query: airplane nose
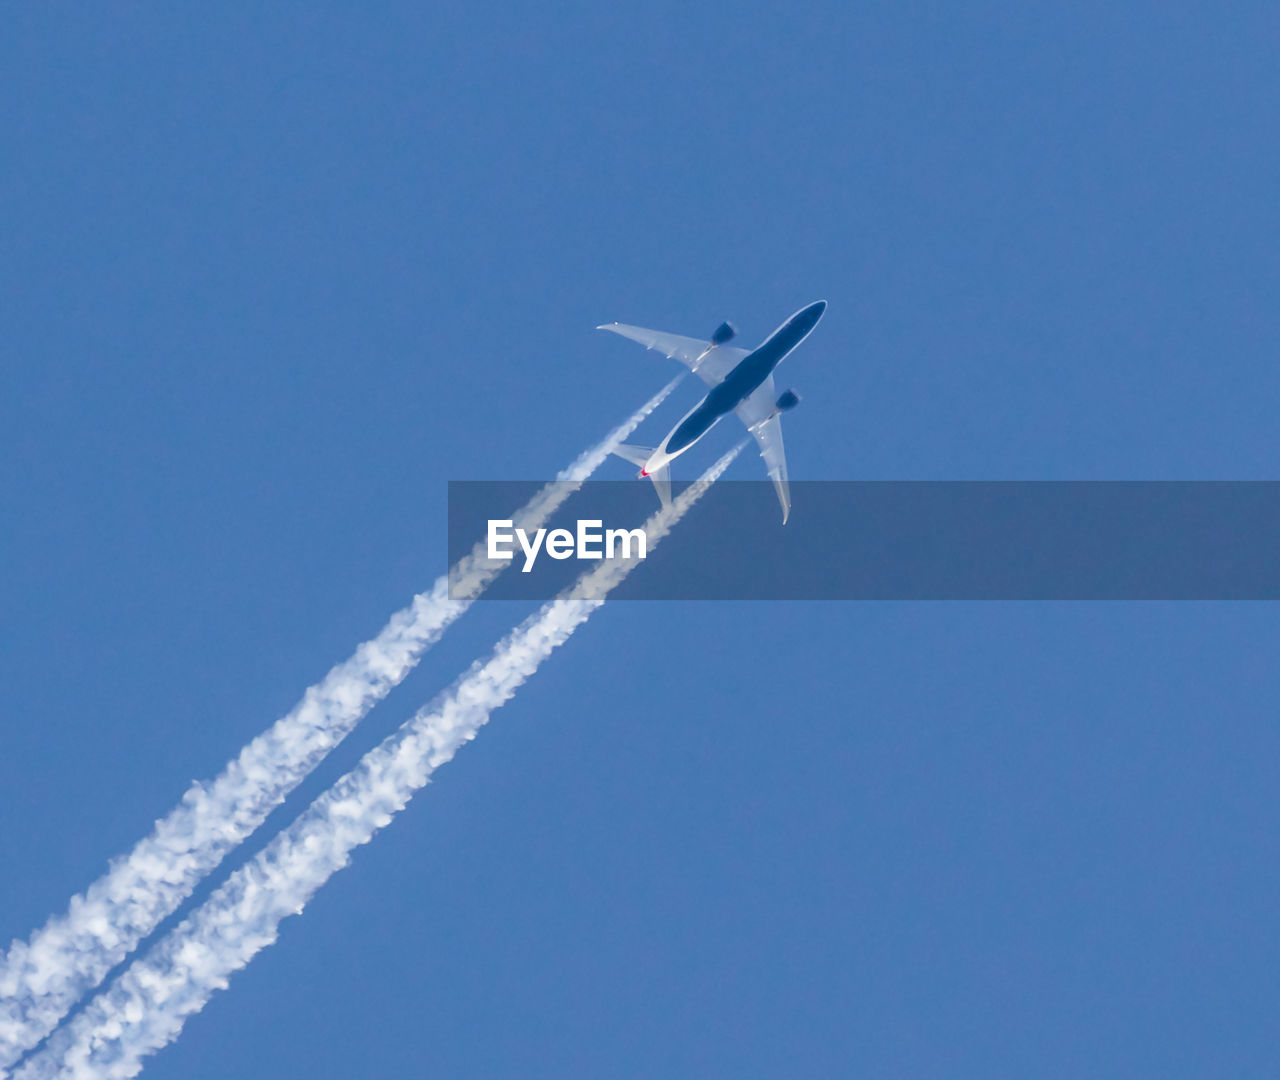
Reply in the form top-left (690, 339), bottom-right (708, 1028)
top-left (795, 300), bottom-right (826, 333)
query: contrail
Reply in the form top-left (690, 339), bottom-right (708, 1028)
top-left (15, 442), bottom-right (742, 1080)
top-left (0, 376), bottom-right (682, 1071)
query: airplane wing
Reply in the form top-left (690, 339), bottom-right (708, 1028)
top-left (734, 376), bottom-right (791, 523)
top-left (597, 322), bottom-right (747, 386)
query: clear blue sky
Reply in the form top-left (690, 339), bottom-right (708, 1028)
top-left (2, 4), bottom-right (1278, 1076)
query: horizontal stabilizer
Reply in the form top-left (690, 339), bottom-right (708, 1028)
top-left (648, 463), bottom-right (672, 509)
top-left (612, 444), bottom-right (671, 508)
top-left (611, 443), bottom-right (655, 470)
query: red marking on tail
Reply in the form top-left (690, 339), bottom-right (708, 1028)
top-left (640, 469), bottom-right (648, 477)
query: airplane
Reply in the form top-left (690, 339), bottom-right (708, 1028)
top-left (598, 300), bottom-right (826, 523)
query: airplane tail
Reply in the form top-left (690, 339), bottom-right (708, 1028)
top-left (611, 444), bottom-right (671, 509)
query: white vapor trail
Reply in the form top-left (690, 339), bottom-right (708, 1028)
top-left (0, 376), bottom-right (681, 1072)
top-left (15, 442), bottom-right (742, 1080)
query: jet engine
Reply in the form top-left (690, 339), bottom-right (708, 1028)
top-left (711, 321), bottom-right (737, 344)
top-left (775, 389), bottom-right (801, 411)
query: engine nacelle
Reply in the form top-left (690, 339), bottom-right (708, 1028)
top-left (711, 321), bottom-right (737, 345)
top-left (775, 389), bottom-right (801, 411)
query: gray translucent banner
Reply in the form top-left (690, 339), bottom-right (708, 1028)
top-left (448, 482), bottom-right (1280, 601)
